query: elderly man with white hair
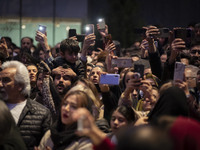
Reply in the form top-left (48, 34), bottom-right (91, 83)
top-left (0, 60), bottom-right (52, 150)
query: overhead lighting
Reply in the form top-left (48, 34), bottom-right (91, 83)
top-left (66, 26), bottom-right (70, 31)
top-left (22, 25), bottom-right (26, 29)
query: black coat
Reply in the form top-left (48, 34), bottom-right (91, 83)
top-left (17, 99), bottom-right (52, 150)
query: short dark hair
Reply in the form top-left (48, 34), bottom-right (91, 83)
top-left (60, 39), bottom-right (80, 54)
top-left (21, 37), bottom-right (33, 44)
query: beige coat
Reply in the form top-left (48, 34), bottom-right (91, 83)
top-left (38, 130), bottom-right (93, 150)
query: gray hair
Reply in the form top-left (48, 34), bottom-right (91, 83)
top-left (1, 61), bottom-right (31, 97)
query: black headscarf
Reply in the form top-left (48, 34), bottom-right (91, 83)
top-left (50, 121), bottom-right (80, 150)
top-left (148, 86), bottom-right (189, 123)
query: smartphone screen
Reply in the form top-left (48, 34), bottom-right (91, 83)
top-left (134, 64), bottom-right (144, 78)
top-left (111, 57), bottom-right (133, 68)
top-left (38, 25), bottom-right (46, 34)
top-left (98, 18), bottom-right (105, 29)
top-left (100, 74), bottom-right (120, 85)
top-left (174, 28), bottom-right (194, 48)
top-left (85, 24), bottom-right (94, 35)
top-left (173, 62), bottom-right (185, 81)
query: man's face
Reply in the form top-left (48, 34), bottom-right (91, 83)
top-left (190, 45), bottom-right (200, 57)
top-left (21, 38), bottom-right (32, 51)
top-left (185, 68), bottom-right (197, 88)
top-left (62, 51), bottom-right (78, 64)
top-left (54, 73), bottom-right (72, 95)
top-left (0, 68), bottom-right (20, 102)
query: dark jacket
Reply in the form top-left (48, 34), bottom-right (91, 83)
top-left (0, 126), bottom-right (27, 150)
top-left (52, 56), bottom-right (86, 78)
top-left (17, 99), bottom-right (52, 150)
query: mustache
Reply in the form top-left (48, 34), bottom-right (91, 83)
top-left (57, 83), bottom-right (64, 88)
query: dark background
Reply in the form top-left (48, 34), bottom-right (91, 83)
top-left (0, 0), bottom-right (200, 47)
top-left (88, 0), bottom-right (200, 47)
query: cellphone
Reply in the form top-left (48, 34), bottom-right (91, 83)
top-left (173, 62), bottom-right (185, 81)
top-left (134, 64), bottom-right (144, 78)
top-left (158, 28), bottom-right (170, 38)
top-left (133, 72), bottom-right (141, 79)
top-left (77, 115), bottom-right (85, 131)
top-left (69, 29), bottom-right (77, 37)
top-left (134, 28), bottom-right (147, 35)
top-left (174, 28), bottom-right (194, 41)
top-left (111, 57), bottom-right (133, 68)
top-left (98, 18), bottom-right (105, 29)
top-left (76, 34), bottom-right (85, 42)
top-left (38, 25), bottom-right (46, 34)
top-left (100, 74), bottom-right (120, 85)
top-left (85, 24), bottom-right (94, 35)
top-left (174, 28), bottom-right (194, 48)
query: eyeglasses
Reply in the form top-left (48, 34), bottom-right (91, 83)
top-left (191, 49), bottom-right (200, 54)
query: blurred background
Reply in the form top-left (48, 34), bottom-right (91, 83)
top-left (0, 0), bottom-right (200, 48)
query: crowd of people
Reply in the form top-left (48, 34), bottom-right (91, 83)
top-left (0, 22), bottom-right (200, 150)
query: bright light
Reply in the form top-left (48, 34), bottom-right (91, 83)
top-left (66, 26), bottom-right (70, 31)
top-left (85, 26), bottom-right (90, 31)
top-left (22, 25), bottom-right (26, 29)
top-left (39, 26), bottom-right (44, 31)
top-left (98, 18), bottom-right (103, 22)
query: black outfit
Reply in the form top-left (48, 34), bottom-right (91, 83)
top-left (0, 125), bottom-right (27, 150)
top-left (102, 85), bottom-right (122, 123)
top-left (17, 99), bottom-right (52, 150)
top-left (50, 122), bottom-right (80, 150)
top-left (148, 51), bottom-right (163, 80)
top-left (148, 86), bottom-right (189, 123)
top-left (50, 56), bottom-right (85, 78)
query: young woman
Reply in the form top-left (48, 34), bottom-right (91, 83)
top-left (36, 85), bottom-right (95, 150)
top-left (109, 105), bottom-right (137, 144)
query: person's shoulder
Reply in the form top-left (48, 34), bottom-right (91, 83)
top-left (27, 99), bottom-right (50, 114)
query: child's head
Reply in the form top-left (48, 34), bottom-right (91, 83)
top-left (110, 105), bottom-right (136, 134)
top-left (60, 39), bottom-right (80, 64)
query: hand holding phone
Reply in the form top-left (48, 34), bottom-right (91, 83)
top-left (134, 64), bottom-right (144, 78)
top-left (171, 38), bottom-right (186, 51)
top-left (173, 28), bottom-right (194, 48)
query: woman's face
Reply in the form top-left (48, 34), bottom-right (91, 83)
top-left (39, 50), bottom-right (45, 61)
top-left (61, 94), bottom-right (79, 125)
top-left (125, 72), bottom-right (134, 87)
top-left (27, 65), bottom-right (38, 83)
top-left (89, 67), bottom-right (102, 84)
top-left (110, 110), bottom-right (128, 134)
top-left (142, 89), bottom-right (159, 111)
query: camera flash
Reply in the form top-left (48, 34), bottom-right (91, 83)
top-left (85, 26), bottom-right (90, 31)
top-left (39, 26), bottom-right (44, 31)
top-left (98, 18), bottom-right (103, 22)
